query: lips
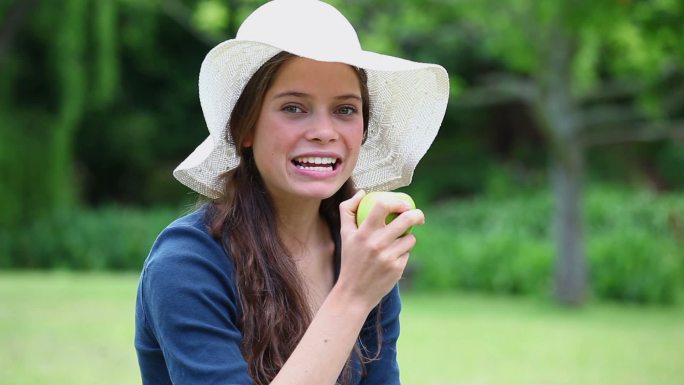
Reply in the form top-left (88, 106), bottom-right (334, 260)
top-left (292, 156), bottom-right (340, 171)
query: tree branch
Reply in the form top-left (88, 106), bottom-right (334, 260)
top-left (580, 120), bottom-right (684, 147)
top-left (455, 73), bottom-right (538, 107)
top-left (576, 79), bottom-right (645, 104)
top-left (576, 104), bottom-right (647, 131)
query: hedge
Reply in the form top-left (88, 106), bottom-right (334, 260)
top-left (410, 187), bottom-right (684, 304)
top-left (2, 187), bottom-right (682, 304)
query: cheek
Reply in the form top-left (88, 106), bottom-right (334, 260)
top-left (345, 123), bottom-right (364, 160)
top-left (349, 122), bottom-right (364, 148)
top-left (253, 117), bottom-right (283, 150)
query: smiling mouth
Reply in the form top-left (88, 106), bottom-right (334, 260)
top-left (292, 156), bottom-right (340, 171)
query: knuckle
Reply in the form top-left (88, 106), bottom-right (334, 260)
top-left (406, 234), bottom-right (417, 246)
top-left (368, 240), bottom-right (383, 254)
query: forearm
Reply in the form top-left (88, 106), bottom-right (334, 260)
top-left (270, 286), bottom-right (371, 385)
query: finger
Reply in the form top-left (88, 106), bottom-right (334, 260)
top-left (340, 190), bottom-right (366, 233)
top-left (384, 209), bottom-right (425, 239)
top-left (386, 233), bottom-right (418, 259)
top-left (360, 196), bottom-right (414, 230)
top-left (393, 251), bottom-right (411, 275)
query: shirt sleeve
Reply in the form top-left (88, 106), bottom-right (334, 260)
top-left (139, 222), bottom-right (253, 385)
top-left (358, 284), bottom-right (402, 385)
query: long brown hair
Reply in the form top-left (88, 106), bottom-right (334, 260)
top-left (205, 52), bottom-right (378, 384)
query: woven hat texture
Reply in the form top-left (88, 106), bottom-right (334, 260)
top-left (174, 0), bottom-right (450, 198)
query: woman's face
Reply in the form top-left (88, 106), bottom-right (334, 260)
top-left (244, 57), bottom-right (364, 204)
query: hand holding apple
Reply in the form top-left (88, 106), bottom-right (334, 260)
top-left (356, 191), bottom-right (417, 234)
top-left (336, 190), bottom-right (422, 310)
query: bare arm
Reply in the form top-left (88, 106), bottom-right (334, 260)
top-left (271, 191), bottom-right (424, 385)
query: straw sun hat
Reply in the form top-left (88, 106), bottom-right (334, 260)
top-left (174, 0), bottom-right (450, 198)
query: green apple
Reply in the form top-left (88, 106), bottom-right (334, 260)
top-left (356, 191), bottom-right (417, 234)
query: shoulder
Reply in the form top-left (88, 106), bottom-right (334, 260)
top-left (143, 206), bottom-right (231, 276)
top-left (140, 206), bottom-right (239, 311)
top-left (136, 208), bottom-right (251, 383)
top-left (138, 205), bottom-right (242, 324)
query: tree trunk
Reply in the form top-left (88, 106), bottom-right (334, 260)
top-left (537, 20), bottom-right (588, 305)
top-left (550, 140), bottom-right (587, 305)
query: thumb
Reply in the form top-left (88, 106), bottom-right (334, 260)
top-left (339, 189), bottom-right (365, 233)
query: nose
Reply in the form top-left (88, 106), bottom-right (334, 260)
top-left (305, 113), bottom-right (339, 143)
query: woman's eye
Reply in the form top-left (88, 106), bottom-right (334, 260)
top-left (283, 105), bottom-right (304, 113)
top-left (337, 106), bottom-right (357, 115)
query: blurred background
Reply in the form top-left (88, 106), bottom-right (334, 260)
top-left (1, 0), bottom-right (683, 384)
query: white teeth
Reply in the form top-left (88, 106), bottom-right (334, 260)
top-left (293, 156), bottom-right (338, 171)
top-left (294, 156), bottom-right (336, 165)
top-left (296, 165), bottom-right (332, 171)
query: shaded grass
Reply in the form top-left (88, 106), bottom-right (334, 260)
top-left (1, 272), bottom-right (683, 385)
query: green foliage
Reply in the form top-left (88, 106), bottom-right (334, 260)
top-left (453, 0), bottom-right (681, 91)
top-left (3, 0), bottom-right (682, 232)
top-left (1, 0), bottom-right (90, 228)
top-left (585, 188), bottom-right (684, 304)
top-left (93, 0), bottom-right (119, 107)
top-left (2, 206), bottom-right (181, 270)
top-left (48, 0), bottom-right (88, 210)
top-left (589, 228), bottom-right (679, 305)
top-left (410, 187), bottom-right (684, 304)
top-left (410, 192), bottom-right (553, 295)
top-left (193, 0), bottom-right (230, 35)
top-left (1, 0), bottom-right (683, 310)
top-left (655, 141), bottom-right (684, 189)
top-left (1, 187), bottom-right (682, 307)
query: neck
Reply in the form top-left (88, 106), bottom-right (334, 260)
top-left (272, 195), bottom-right (328, 258)
top-left (272, 195), bottom-right (335, 314)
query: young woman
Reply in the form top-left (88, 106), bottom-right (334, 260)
top-left (134, 1), bottom-right (449, 384)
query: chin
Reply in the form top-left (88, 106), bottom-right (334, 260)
top-left (293, 181), bottom-right (345, 201)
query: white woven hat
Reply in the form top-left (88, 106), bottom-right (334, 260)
top-left (174, 0), bottom-right (450, 198)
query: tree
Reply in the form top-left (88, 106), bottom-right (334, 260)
top-left (334, 0), bottom-right (684, 304)
top-left (464, 1), bottom-right (684, 304)
top-left (0, 0), bottom-right (210, 227)
top-left (440, 0), bottom-right (684, 304)
top-left (0, 0), bottom-right (121, 227)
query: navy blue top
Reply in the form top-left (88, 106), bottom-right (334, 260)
top-left (135, 207), bottom-right (401, 384)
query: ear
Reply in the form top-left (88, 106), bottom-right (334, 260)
top-left (242, 134), bottom-right (254, 148)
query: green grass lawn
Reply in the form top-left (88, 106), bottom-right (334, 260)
top-left (1, 272), bottom-right (682, 385)
top-left (398, 292), bottom-right (684, 385)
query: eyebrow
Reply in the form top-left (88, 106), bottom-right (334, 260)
top-left (272, 91), bottom-right (362, 102)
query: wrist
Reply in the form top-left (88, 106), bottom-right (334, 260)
top-left (327, 283), bottom-right (376, 317)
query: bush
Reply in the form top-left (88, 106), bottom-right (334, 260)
top-left (585, 188), bottom-right (684, 304)
top-left (410, 186), bottom-right (684, 304)
top-left (410, 193), bottom-right (554, 296)
top-left (589, 228), bottom-right (680, 304)
top-left (2, 187), bottom-right (682, 305)
top-left (3, 206), bottom-right (183, 271)
top-left (655, 141), bottom-right (684, 190)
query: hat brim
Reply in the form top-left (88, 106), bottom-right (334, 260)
top-left (174, 39), bottom-right (449, 197)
